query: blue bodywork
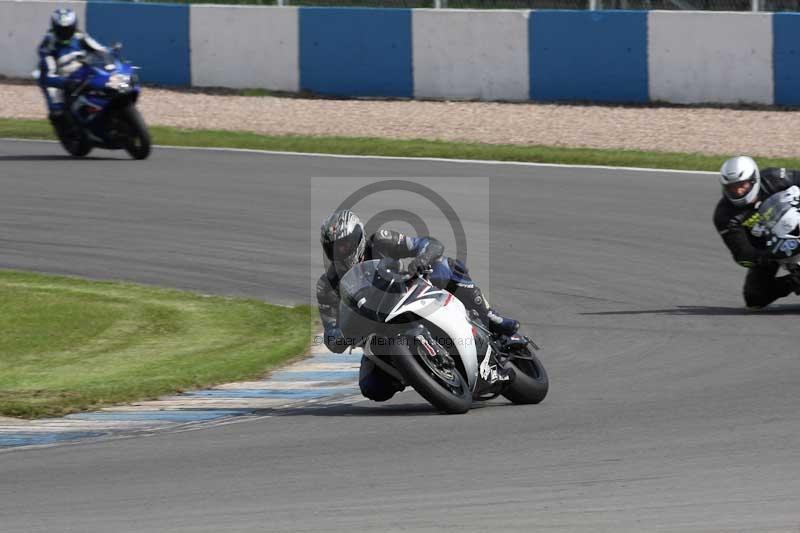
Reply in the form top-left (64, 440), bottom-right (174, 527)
top-left (61, 49), bottom-right (143, 149)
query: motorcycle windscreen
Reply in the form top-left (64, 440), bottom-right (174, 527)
top-left (759, 193), bottom-right (794, 230)
top-left (759, 187), bottom-right (800, 239)
top-left (338, 259), bottom-right (410, 342)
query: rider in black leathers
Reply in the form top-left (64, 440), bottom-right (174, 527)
top-left (317, 209), bottom-right (518, 401)
top-left (713, 156), bottom-right (800, 309)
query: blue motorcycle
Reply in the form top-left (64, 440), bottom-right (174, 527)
top-left (47, 44), bottom-right (150, 159)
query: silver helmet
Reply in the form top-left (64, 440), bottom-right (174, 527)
top-left (320, 209), bottom-right (366, 274)
top-left (720, 156), bottom-right (760, 207)
top-left (51, 8), bottom-right (77, 43)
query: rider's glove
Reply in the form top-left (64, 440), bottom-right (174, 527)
top-left (324, 325), bottom-right (349, 354)
top-left (407, 256), bottom-right (432, 277)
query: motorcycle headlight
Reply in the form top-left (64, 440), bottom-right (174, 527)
top-left (106, 73), bottom-right (131, 91)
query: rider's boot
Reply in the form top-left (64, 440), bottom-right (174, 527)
top-left (48, 109), bottom-right (69, 136)
top-left (485, 309), bottom-right (520, 338)
top-left (454, 284), bottom-right (519, 337)
top-left (787, 271), bottom-right (800, 295)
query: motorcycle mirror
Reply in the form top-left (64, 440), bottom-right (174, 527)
top-left (112, 42), bottom-right (123, 51)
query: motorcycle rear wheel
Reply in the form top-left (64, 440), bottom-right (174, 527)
top-left (389, 337), bottom-right (472, 414)
top-left (501, 346), bottom-right (549, 405)
top-left (57, 125), bottom-right (92, 158)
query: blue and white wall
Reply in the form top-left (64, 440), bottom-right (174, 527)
top-left (649, 12), bottom-right (773, 105)
top-left (413, 10), bottom-right (529, 101)
top-left (0, 0), bottom-right (87, 79)
top-left (88, 1), bottom-right (191, 85)
top-left (530, 11), bottom-right (648, 103)
top-left (191, 5), bottom-right (298, 91)
top-left (3, 1), bottom-right (800, 106)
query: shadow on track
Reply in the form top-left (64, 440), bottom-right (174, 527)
top-left (254, 399), bottom-right (506, 418)
top-left (581, 304), bottom-right (800, 316)
top-left (0, 155), bottom-right (120, 161)
top-left (269, 403), bottom-right (439, 417)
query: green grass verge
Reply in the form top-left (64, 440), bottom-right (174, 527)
top-left (3, 117), bottom-right (800, 171)
top-left (0, 270), bottom-right (312, 418)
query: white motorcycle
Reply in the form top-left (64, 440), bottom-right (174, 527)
top-left (753, 185), bottom-right (800, 275)
top-left (338, 258), bottom-right (548, 414)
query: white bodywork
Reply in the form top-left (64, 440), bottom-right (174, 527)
top-left (754, 187), bottom-right (800, 272)
top-left (385, 281), bottom-right (480, 390)
top-left (750, 185), bottom-right (800, 275)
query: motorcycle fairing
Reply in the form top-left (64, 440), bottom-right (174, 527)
top-left (61, 53), bottom-right (140, 146)
top-left (385, 280), bottom-right (479, 390)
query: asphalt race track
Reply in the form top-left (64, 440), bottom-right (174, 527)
top-left (2, 140), bottom-right (800, 532)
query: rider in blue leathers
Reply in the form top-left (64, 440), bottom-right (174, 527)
top-left (37, 8), bottom-right (106, 132)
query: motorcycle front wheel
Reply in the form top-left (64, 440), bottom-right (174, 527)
top-left (389, 336), bottom-right (472, 414)
top-left (501, 346), bottom-right (549, 405)
top-left (120, 105), bottom-right (151, 160)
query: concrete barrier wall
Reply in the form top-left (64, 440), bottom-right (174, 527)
top-left (299, 7), bottom-right (413, 97)
top-left (773, 13), bottom-right (800, 106)
top-left (3, 2), bottom-right (800, 106)
top-left (190, 6), bottom-right (298, 92)
top-left (649, 12), bottom-right (773, 105)
top-left (0, 0), bottom-right (85, 78)
top-left (86, 2), bottom-right (190, 86)
top-left (412, 10), bottom-right (529, 101)
top-left (530, 10), bottom-right (649, 103)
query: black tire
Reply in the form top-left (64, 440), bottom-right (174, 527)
top-left (389, 337), bottom-right (472, 414)
top-left (501, 347), bottom-right (549, 405)
top-left (57, 126), bottom-right (92, 157)
top-left (121, 106), bottom-right (151, 160)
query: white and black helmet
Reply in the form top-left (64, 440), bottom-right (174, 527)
top-left (720, 156), bottom-right (761, 207)
top-left (51, 8), bottom-right (77, 43)
top-left (320, 209), bottom-right (366, 273)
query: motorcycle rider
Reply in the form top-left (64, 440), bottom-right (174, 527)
top-left (714, 156), bottom-right (800, 309)
top-left (317, 209), bottom-right (519, 401)
top-left (37, 8), bottom-right (107, 134)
